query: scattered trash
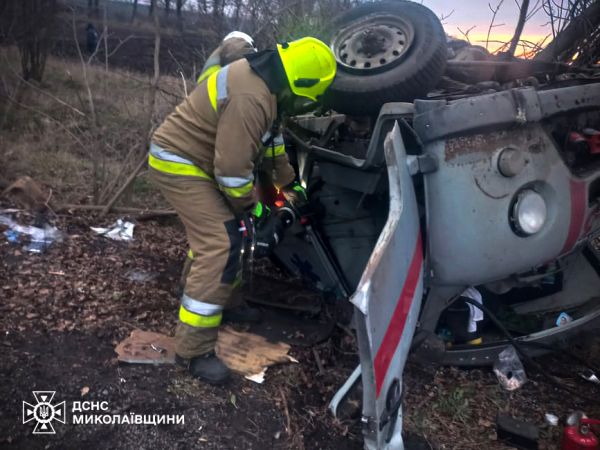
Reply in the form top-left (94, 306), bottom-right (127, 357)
top-left (567, 411), bottom-right (587, 427)
top-left (545, 413), bottom-right (559, 426)
top-left (125, 269), bottom-right (157, 283)
top-left (496, 414), bottom-right (539, 450)
top-left (4, 229), bottom-right (20, 243)
top-left (91, 219), bottom-right (135, 241)
top-left (580, 369), bottom-right (600, 385)
top-left (115, 327), bottom-right (297, 383)
top-left (563, 412), bottom-right (600, 449)
top-left (462, 287), bottom-right (484, 333)
top-left (48, 271), bottom-right (66, 276)
top-left (493, 345), bottom-right (527, 391)
top-left (0, 214), bottom-right (62, 253)
top-left (556, 312), bottom-right (574, 326)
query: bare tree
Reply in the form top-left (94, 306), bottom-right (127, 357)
top-left (10, 0), bottom-right (58, 82)
top-left (131, 0), bottom-right (139, 22)
top-left (535, 0), bottom-right (600, 63)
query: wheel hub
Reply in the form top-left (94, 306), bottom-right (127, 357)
top-left (333, 15), bottom-right (414, 73)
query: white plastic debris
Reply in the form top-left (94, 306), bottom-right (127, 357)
top-left (0, 214), bottom-right (63, 253)
top-left (493, 345), bottom-right (527, 391)
top-left (555, 312), bottom-right (573, 326)
top-left (126, 269), bottom-right (157, 283)
top-left (462, 287), bottom-right (484, 333)
top-left (91, 219), bottom-right (134, 241)
top-left (580, 369), bottom-right (600, 385)
top-left (545, 413), bottom-right (559, 426)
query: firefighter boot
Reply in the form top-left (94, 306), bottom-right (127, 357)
top-left (179, 352), bottom-right (231, 385)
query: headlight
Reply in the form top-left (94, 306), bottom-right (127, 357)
top-left (511, 189), bottom-right (547, 236)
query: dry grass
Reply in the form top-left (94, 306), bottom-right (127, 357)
top-left (0, 46), bottom-right (185, 208)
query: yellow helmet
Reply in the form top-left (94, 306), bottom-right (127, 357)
top-left (277, 37), bottom-right (337, 102)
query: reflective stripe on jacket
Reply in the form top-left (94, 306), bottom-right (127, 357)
top-left (197, 64), bottom-right (220, 84)
top-left (152, 58), bottom-right (295, 214)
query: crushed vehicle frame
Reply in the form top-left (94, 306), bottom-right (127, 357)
top-left (269, 80), bottom-right (600, 449)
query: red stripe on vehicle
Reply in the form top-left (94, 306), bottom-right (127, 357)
top-left (560, 180), bottom-right (586, 254)
top-left (374, 233), bottom-right (423, 398)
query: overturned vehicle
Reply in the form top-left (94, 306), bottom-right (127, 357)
top-left (256, 1), bottom-right (600, 449)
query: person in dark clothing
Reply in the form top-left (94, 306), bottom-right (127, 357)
top-left (86, 23), bottom-right (99, 54)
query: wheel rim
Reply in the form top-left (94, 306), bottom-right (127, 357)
top-left (332, 14), bottom-right (414, 74)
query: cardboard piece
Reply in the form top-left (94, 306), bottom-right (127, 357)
top-left (115, 329), bottom-right (176, 364)
top-left (216, 326), bottom-right (298, 383)
top-left (115, 327), bottom-right (297, 383)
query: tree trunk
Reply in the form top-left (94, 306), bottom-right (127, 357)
top-left (165, 0), bottom-right (171, 16)
top-left (16, 0), bottom-right (57, 82)
top-left (534, 1), bottom-right (600, 62)
top-left (149, 0), bottom-right (155, 16)
top-left (176, 0), bottom-right (183, 30)
top-left (131, 0), bottom-right (138, 22)
top-left (506, 0), bottom-right (529, 58)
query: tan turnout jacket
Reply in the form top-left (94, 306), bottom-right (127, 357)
top-left (153, 58), bottom-right (295, 214)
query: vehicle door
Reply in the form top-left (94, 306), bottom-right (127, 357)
top-left (351, 122), bottom-right (424, 450)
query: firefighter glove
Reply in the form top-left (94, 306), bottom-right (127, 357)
top-left (281, 181), bottom-right (309, 214)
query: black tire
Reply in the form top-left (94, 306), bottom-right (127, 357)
top-left (325, 1), bottom-right (447, 116)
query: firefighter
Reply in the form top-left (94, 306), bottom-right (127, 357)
top-left (176, 31), bottom-right (258, 290)
top-left (197, 31), bottom-right (256, 84)
top-left (149, 37), bottom-right (337, 384)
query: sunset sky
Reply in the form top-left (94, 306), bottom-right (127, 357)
top-left (419, 0), bottom-right (553, 55)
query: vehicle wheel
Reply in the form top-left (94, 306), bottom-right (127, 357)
top-left (325, 1), bottom-right (447, 116)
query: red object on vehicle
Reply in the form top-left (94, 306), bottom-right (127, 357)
top-left (583, 129), bottom-right (600, 155)
top-left (562, 418), bottom-right (600, 450)
top-left (569, 130), bottom-right (600, 155)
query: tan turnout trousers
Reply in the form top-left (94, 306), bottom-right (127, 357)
top-left (149, 169), bottom-right (242, 358)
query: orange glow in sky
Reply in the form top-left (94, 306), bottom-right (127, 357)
top-left (421, 0), bottom-right (554, 58)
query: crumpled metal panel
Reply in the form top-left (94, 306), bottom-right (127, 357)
top-left (413, 83), bottom-right (600, 144)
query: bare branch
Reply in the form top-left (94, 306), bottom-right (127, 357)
top-left (106, 35), bottom-right (137, 58)
top-left (457, 25), bottom-right (477, 44)
top-left (439, 9), bottom-right (455, 25)
top-left (100, 10), bottom-right (161, 217)
top-left (486, 0), bottom-right (506, 50)
top-left (71, 10), bottom-right (97, 125)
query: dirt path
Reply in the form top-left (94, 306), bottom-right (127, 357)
top-left (1, 211), bottom-right (599, 449)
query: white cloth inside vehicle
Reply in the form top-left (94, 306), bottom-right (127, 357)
top-left (462, 287), bottom-right (484, 333)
